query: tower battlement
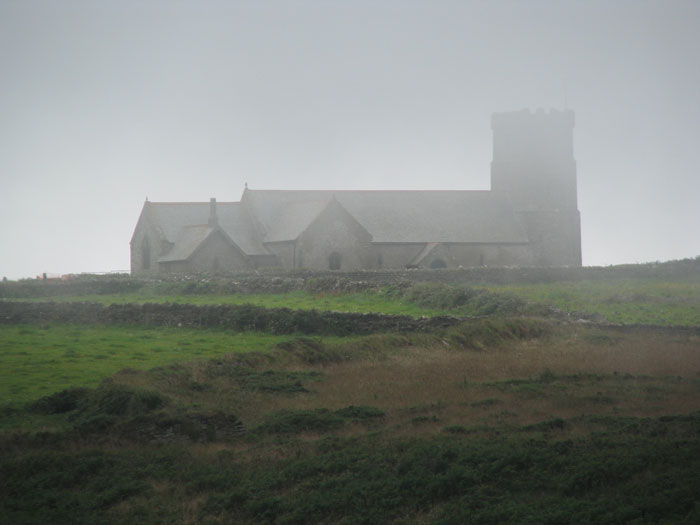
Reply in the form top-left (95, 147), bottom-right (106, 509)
top-left (491, 108), bottom-right (575, 130)
top-left (491, 108), bottom-right (575, 165)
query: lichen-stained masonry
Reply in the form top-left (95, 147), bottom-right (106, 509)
top-left (130, 109), bottom-right (582, 274)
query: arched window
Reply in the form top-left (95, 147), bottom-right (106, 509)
top-left (328, 252), bottom-right (342, 270)
top-left (430, 258), bottom-right (447, 269)
top-left (141, 237), bottom-right (151, 270)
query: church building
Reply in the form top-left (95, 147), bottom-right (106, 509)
top-left (130, 109), bottom-right (582, 274)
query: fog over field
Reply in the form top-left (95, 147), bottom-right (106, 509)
top-left (1, 0), bottom-right (699, 279)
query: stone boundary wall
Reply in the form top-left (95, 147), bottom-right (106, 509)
top-left (2, 301), bottom-right (698, 337)
top-left (2, 258), bottom-right (698, 298)
top-left (0, 301), bottom-right (460, 336)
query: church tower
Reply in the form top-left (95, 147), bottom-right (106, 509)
top-left (491, 108), bottom-right (582, 266)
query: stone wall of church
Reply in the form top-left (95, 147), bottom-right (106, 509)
top-left (517, 210), bottom-right (581, 266)
top-left (370, 242), bottom-right (532, 270)
top-left (159, 231), bottom-right (250, 273)
top-left (372, 244), bottom-right (424, 269)
top-left (296, 203), bottom-right (373, 271)
top-left (130, 222), bottom-right (171, 277)
top-left (421, 243), bottom-right (533, 269)
top-left (191, 231), bottom-right (249, 273)
top-left (264, 242), bottom-right (295, 269)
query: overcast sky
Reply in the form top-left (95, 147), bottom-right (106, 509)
top-left (1, 0), bottom-right (699, 279)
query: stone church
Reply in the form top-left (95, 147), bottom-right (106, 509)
top-left (131, 109), bottom-right (582, 274)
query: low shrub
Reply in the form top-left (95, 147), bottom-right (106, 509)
top-left (28, 387), bottom-right (90, 414)
top-left (334, 405), bottom-right (385, 420)
top-left (69, 385), bottom-right (166, 432)
top-left (257, 409), bottom-right (345, 435)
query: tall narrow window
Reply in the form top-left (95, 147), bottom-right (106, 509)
top-left (141, 237), bottom-right (151, 270)
top-left (328, 252), bottom-right (342, 270)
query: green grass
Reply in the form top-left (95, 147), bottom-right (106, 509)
top-left (3, 416), bottom-right (700, 524)
top-left (20, 290), bottom-right (452, 318)
top-left (17, 275), bottom-right (700, 325)
top-left (2, 316), bottom-right (700, 523)
top-left (490, 278), bottom-right (700, 326)
top-left (2, 267), bottom-right (700, 522)
top-left (0, 324), bottom-right (294, 406)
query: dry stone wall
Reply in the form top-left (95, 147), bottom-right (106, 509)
top-left (0, 301), bottom-right (460, 335)
top-left (3, 259), bottom-right (698, 299)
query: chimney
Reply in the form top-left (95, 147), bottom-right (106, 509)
top-left (208, 197), bottom-right (218, 227)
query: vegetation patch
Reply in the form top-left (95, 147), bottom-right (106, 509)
top-left (256, 409), bottom-right (345, 435)
top-left (206, 366), bottom-right (321, 394)
top-left (0, 324), bottom-right (291, 406)
top-left (2, 261), bottom-right (699, 522)
top-left (256, 405), bottom-right (386, 435)
top-left (491, 277), bottom-right (700, 326)
top-left (67, 385), bottom-right (166, 433)
top-left (5, 415), bottom-right (700, 524)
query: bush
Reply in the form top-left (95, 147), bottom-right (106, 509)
top-left (28, 387), bottom-right (90, 414)
top-left (335, 405), bottom-right (385, 420)
top-left (69, 385), bottom-right (166, 432)
top-left (257, 409), bottom-right (345, 435)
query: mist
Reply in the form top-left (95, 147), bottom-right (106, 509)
top-left (1, 0), bottom-right (699, 279)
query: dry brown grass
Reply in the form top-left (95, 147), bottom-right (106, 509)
top-left (231, 325), bottom-right (700, 436)
top-left (105, 324), bottom-right (700, 442)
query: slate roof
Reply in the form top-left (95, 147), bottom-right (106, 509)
top-left (140, 188), bottom-right (529, 263)
top-left (259, 199), bottom-right (331, 243)
top-left (410, 242), bottom-right (439, 266)
top-left (146, 202), bottom-right (268, 255)
top-left (157, 225), bottom-right (214, 263)
top-left (242, 190), bottom-right (528, 244)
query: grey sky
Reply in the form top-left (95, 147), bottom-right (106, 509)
top-left (1, 0), bottom-right (698, 279)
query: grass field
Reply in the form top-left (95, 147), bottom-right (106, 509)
top-left (18, 275), bottom-right (700, 326)
top-left (20, 289), bottom-right (451, 317)
top-left (491, 278), bottom-right (700, 326)
top-left (0, 324), bottom-right (300, 406)
top-left (1, 266), bottom-right (699, 523)
top-left (2, 319), bottom-right (700, 523)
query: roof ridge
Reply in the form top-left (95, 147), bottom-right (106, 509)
top-left (150, 201), bottom-right (240, 205)
top-left (247, 189), bottom-right (492, 193)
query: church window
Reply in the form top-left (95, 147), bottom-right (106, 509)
top-left (430, 258), bottom-right (447, 269)
top-left (328, 252), bottom-right (342, 270)
top-left (142, 237), bottom-right (151, 270)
